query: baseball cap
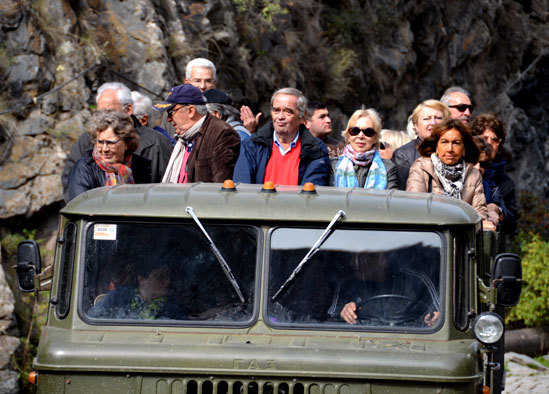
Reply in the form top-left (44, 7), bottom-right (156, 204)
top-left (203, 89), bottom-right (231, 105)
top-left (153, 84), bottom-right (205, 111)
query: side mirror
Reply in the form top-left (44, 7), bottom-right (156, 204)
top-left (491, 253), bottom-right (522, 307)
top-left (16, 240), bottom-right (42, 292)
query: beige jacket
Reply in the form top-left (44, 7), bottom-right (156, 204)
top-left (406, 156), bottom-right (487, 219)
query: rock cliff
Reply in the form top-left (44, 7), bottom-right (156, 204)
top-left (0, 0), bottom-right (547, 221)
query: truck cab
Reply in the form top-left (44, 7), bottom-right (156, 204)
top-left (16, 182), bottom-right (521, 393)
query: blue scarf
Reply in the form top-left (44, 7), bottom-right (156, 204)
top-left (335, 146), bottom-right (387, 189)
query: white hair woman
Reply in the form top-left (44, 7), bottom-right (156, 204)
top-left (332, 108), bottom-right (397, 189)
top-left (393, 99), bottom-right (451, 190)
top-left (379, 129), bottom-right (412, 160)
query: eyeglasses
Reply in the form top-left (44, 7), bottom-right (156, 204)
top-left (94, 139), bottom-right (121, 147)
top-left (484, 136), bottom-right (501, 144)
top-left (167, 105), bottom-right (187, 118)
top-left (448, 104), bottom-right (474, 113)
top-left (191, 78), bottom-right (215, 85)
top-left (349, 127), bottom-right (376, 137)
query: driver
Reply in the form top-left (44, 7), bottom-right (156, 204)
top-left (338, 252), bottom-right (440, 327)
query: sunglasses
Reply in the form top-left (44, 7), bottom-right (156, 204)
top-left (379, 141), bottom-right (391, 150)
top-left (167, 105), bottom-right (187, 118)
top-left (349, 127), bottom-right (376, 137)
top-left (484, 136), bottom-right (501, 144)
top-left (449, 104), bottom-right (474, 113)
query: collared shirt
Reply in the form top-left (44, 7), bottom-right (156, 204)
top-left (178, 141), bottom-right (194, 183)
top-left (273, 130), bottom-right (300, 156)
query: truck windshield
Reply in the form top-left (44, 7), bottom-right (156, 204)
top-left (267, 228), bottom-right (443, 331)
top-left (81, 222), bottom-right (258, 325)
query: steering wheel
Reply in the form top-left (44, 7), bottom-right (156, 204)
top-left (355, 294), bottom-right (431, 325)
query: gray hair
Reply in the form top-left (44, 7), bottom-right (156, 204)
top-left (193, 104), bottom-right (208, 116)
top-left (270, 87), bottom-right (308, 118)
top-left (440, 86), bottom-right (471, 105)
top-left (131, 91), bottom-right (153, 120)
top-left (185, 58), bottom-right (217, 80)
top-left (380, 129), bottom-right (412, 150)
top-left (96, 82), bottom-right (133, 110)
top-left (88, 109), bottom-right (139, 153)
top-left (206, 103), bottom-right (240, 121)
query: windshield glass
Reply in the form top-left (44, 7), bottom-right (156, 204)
top-left (267, 228), bottom-right (443, 331)
top-left (81, 222), bottom-right (258, 325)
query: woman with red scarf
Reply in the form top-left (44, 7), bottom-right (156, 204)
top-left (68, 110), bottom-right (152, 201)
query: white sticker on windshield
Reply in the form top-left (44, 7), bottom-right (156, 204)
top-left (93, 224), bottom-right (117, 240)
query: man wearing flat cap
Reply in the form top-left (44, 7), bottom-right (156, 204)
top-left (154, 84), bottom-right (240, 183)
top-left (203, 89), bottom-right (251, 140)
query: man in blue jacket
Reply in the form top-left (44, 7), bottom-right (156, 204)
top-left (233, 88), bottom-right (330, 186)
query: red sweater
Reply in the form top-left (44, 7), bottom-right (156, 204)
top-left (264, 139), bottom-right (301, 185)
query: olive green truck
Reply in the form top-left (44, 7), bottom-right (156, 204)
top-left (16, 182), bottom-right (522, 393)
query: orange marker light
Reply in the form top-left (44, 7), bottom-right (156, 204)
top-left (261, 181), bottom-right (277, 193)
top-left (221, 179), bottom-right (236, 192)
top-left (28, 371), bottom-right (38, 385)
top-left (301, 182), bottom-right (317, 194)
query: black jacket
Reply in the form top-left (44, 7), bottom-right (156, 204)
top-left (67, 153), bottom-right (152, 201)
top-left (392, 138), bottom-right (421, 190)
top-left (62, 115), bottom-right (172, 201)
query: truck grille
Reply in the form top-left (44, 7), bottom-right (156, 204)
top-left (146, 378), bottom-right (356, 394)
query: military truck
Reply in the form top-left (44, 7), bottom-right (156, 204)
top-left (16, 181), bottom-right (521, 393)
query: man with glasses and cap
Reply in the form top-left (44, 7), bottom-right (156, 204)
top-left (440, 86), bottom-right (474, 124)
top-left (233, 87), bottom-right (330, 186)
top-left (153, 84), bottom-right (240, 183)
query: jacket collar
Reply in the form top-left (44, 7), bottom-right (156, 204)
top-left (251, 122), bottom-right (324, 159)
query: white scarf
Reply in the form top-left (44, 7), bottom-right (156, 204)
top-left (162, 116), bottom-right (205, 183)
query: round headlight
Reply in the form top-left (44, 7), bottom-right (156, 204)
top-left (473, 313), bottom-right (504, 344)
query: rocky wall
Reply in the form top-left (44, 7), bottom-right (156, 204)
top-left (0, 0), bottom-right (546, 218)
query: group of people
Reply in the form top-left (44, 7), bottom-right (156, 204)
top-left (63, 57), bottom-right (518, 235)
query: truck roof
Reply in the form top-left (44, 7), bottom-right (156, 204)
top-left (62, 183), bottom-right (480, 225)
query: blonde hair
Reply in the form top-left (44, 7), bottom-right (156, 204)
top-left (410, 100), bottom-right (451, 135)
top-left (341, 108), bottom-right (382, 141)
top-left (380, 129), bottom-right (412, 150)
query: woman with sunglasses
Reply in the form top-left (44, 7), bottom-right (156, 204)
top-left (68, 110), bottom-right (152, 201)
top-left (332, 108), bottom-right (397, 189)
top-left (471, 113), bottom-right (518, 234)
top-left (406, 118), bottom-right (490, 227)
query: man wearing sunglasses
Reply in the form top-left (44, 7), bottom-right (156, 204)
top-left (440, 86), bottom-right (473, 124)
top-left (233, 88), bottom-right (330, 186)
top-left (153, 84), bottom-right (240, 184)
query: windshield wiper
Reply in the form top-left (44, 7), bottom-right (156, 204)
top-left (272, 210), bottom-right (345, 301)
top-left (186, 206), bottom-right (245, 303)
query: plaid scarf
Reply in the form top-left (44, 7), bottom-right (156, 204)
top-left (334, 144), bottom-right (387, 189)
top-left (431, 153), bottom-right (465, 199)
top-left (92, 148), bottom-right (134, 186)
